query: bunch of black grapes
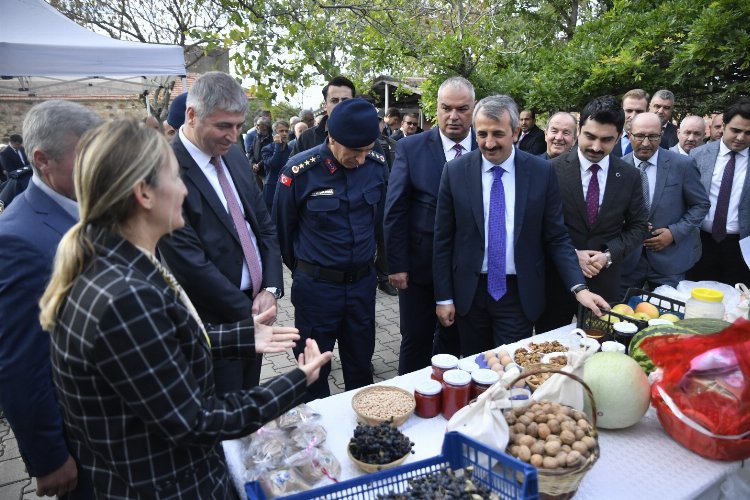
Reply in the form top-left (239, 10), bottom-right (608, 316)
top-left (348, 422), bottom-right (414, 464)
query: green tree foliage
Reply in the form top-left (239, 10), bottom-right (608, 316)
top-left (505, 0), bottom-right (750, 115)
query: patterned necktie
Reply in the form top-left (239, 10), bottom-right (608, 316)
top-left (137, 247), bottom-right (211, 348)
top-left (712, 151), bottom-right (737, 242)
top-left (586, 164), bottom-right (601, 227)
top-left (211, 156), bottom-right (263, 297)
top-left (487, 166), bottom-right (507, 301)
top-left (639, 161), bottom-right (651, 213)
top-left (452, 143), bottom-right (464, 159)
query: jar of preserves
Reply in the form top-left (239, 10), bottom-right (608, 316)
top-left (414, 379), bottom-right (442, 418)
top-left (471, 368), bottom-right (499, 399)
top-left (442, 369), bottom-right (471, 419)
top-left (685, 288), bottom-right (725, 319)
top-left (457, 358), bottom-right (479, 374)
top-left (431, 354), bottom-right (458, 382)
top-left (613, 321), bottom-right (638, 354)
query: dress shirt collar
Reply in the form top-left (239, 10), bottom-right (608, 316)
top-left (719, 138), bottom-right (749, 159)
top-left (577, 148), bottom-right (610, 174)
top-left (481, 148), bottom-right (516, 176)
top-left (31, 173), bottom-right (79, 220)
top-left (636, 150), bottom-right (659, 168)
top-left (179, 127), bottom-right (214, 169)
top-left (439, 129), bottom-right (473, 159)
top-left (677, 144), bottom-right (688, 156)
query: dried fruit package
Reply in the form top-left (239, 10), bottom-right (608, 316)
top-left (642, 318), bottom-right (750, 460)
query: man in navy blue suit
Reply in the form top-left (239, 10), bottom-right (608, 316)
top-left (384, 76), bottom-right (477, 373)
top-left (0, 100), bottom-right (101, 498)
top-left (433, 95), bottom-right (608, 354)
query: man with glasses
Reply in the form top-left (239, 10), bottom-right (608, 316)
top-left (391, 113), bottom-right (420, 141)
top-left (620, 113), bottom-right (709, 293)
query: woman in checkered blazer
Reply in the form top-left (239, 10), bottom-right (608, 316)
top-left (39, 119), bottom-right (332, 499)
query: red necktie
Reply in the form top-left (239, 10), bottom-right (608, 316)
top-left (211, 156), bottom-right (262, 297)
top-left (586, 164), bottom-right (600, 227)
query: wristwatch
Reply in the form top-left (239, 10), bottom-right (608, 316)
top-left (264, 287), bottom-right (283, 299)
top-left (603, 250), bottom-right (612, 269)
top-left (571, 284), bottom-right (589, 295)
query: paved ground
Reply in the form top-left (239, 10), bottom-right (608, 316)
top-left (0, 268), bottom-right (401, 499)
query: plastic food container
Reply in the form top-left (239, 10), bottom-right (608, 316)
top-left (414, 380), bottom-right (442, 418)
top-left (431, 354), bottom-right (458, 382)
top-left (471, 368), bottom-right (499, 399)
top-left (613, 321), bottom-right (638, 354)
top-left (441, 369), bottom-right (471, 419)
top-left (685, 288), bottom-right (725, 319)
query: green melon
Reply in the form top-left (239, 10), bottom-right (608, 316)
top-left (628, 318), bottom-right (730, 374)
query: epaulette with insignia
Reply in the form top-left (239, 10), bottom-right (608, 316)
top-left (290, 154), bottom-right (320, 175)
top-left (368, 151), bottom-right (386, 164)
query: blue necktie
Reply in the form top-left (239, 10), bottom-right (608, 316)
top-left (487, 166), bottom-right (507, 301)
top-left (623, 140), bottom-right (632, 155)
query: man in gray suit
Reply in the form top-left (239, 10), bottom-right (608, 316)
top-left (670, 116), bottom-right (706, 156)
top-left (621, 113), bottom-right (710, 293)
top-left (688, 99), bottom-right (750, 285)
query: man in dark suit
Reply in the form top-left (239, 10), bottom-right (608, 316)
top-left (611, 89), bottom-right (650, 158)
top-left (0, 100), bottom-right (101, 498)
top-left (385, 76), bottom-right (477, 373)
top-left (688, 99), bottom-right (750, 285)
top-left (390, 112), bottom-right (419, 142)
top-left (0, 133), bottom-right (27, 181)
top-left (516, 110), bottom-right (546, 155)
top-left (536, 95), bottom-right (648, 333)
top-left (159, 72), bottom-right (284, 395)
top-left (433, 95), bottom-right (608, 354)
top-left (621, 113), bottom-right (710, 293)
top-left (651, 89), bottom-right (679, 149)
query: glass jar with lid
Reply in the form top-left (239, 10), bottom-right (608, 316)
top-left (471, 368), bottom-right (499, 399)
top-left (431, 354), bottom-right (458, 382)
top-left (414, 379), bottom-right (442, 418)
top-left (441, 369), bottom-right (471, 419)
top-left (685, 288), bottom-right (725, 319)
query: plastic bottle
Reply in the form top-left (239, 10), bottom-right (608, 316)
top-left (684, 288), bottom-right (725, 319)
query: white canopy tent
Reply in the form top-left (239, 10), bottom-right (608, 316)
top-left (0, 0), bottom-right (186, 97)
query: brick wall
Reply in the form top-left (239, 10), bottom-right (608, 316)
top-left (0, 97), bottom-right (146, 144)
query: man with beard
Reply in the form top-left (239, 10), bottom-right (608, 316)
top-left (536, 95), bottom-right (648, 332)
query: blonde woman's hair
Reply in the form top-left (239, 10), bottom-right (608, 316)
top-left (40, 119), bottom-right (169, 331)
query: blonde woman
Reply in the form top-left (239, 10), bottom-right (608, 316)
top-left (39, 119), bottom-right (332, 499)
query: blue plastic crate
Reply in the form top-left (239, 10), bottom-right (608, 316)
top-left (246, 431), bottom-right (538, 499)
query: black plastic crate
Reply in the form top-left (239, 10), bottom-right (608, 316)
top-left (577, 287), bottom-right (686, 340)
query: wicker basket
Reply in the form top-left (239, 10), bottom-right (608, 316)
top-left (351, 386), bottom-right (415, 426)
top-left (507, 367), bottom-right (600, 500)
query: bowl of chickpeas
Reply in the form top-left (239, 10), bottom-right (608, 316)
top-left (351, 385), bottom-right (416, 426)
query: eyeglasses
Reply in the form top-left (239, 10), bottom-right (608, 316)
top-left (631, 133), bottom-right (662, 143)
top-left (404, 121), bottom-right (418, 127)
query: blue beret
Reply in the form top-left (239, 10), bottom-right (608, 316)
top-left (327, 98), bottom-right (380, 148)
top-left (166, 92), bottom-right (188, 129)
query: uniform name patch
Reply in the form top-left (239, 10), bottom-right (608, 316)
top-left (279, 174), bottom-right (293, 187)
top-left (310, 188), bottom-right (334, 197)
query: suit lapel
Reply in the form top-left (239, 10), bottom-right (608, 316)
top-left (467, 152), bottom-right (485, 237)
top-left (559, 153), bottom-right (588, 227)
top-left (598, 156), bottom-right (626, 227)
top-left (223, 152), bottom-right (260, 233)
top-left (427, 128), bottom-right (448, 170)
top-left (174, 139), bottom-right (240, 244)
top-left (651, 153), bottom-right (670, 216)
top-left (514, 154), bottom-right (530, 242)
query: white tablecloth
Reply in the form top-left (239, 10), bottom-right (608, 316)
top-left (224, 325), bottom-right (744, 499)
